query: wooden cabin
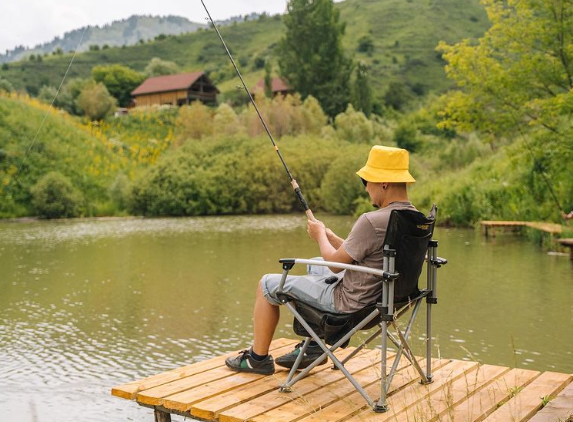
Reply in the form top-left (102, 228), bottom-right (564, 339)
top-left (251, 77), bottom-right (294, 99)
top-left (131, 72), bottom-right (219, 108)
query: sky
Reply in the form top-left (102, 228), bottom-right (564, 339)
top-left (0, 0), bottom-right (292, 53)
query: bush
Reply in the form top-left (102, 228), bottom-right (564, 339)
top-left (393, 123), bottom-right (421, 152)
top-left (321, 147), bottom-right (370, 214)
top-left (129, 136), bottom-right (353, 216)
top-left (0, 78), bottom-right (14, 93)
top-left (334, 104), bottom-right (374, 142)
top-left (77, 82), bottom-right (117, 121)
top-left (357, 35), bottom-right (375, 55)
top-left (30, 172), bottom-right (84, 218)
top-left (144, 57), bottom-right (179, 77)
top-left (175, 102), bottom-right (214, 142)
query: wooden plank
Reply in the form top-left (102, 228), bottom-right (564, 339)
top-left (525, 222), bottom-right (562, 234)
top-left (483, 372), bottom-right (572, 422)
top-left (528, 380), bottom-right (573, 422)
top-left (399, 364), bottom-right (510, 421)
top-left (344, 360), bottom-right (480, 422)
top-left (295, 358), bottom-right (451, 422)
top-left (111, 338), bottom-right (296, 400)
top-left (481, 221), bottom-right (527, 226)
top-left (137, 342), bottom-right (299, 406)
top-left (216, 349), bottom-right (385, 422)
top-left (250, 353), bottom-right (407, 422)
top-left (441, 368), bottom-right (540, 422)
top-left (162, 345), bottom-right (356, 413)
top-left (189, 347), bottom-right (361, 421)
top-left (255, 357), bottom-right (445, 422)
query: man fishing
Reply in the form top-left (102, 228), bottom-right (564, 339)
top-left (225, 145), bottom-right (418, 375)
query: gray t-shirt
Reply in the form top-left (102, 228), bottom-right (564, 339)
top-left (334, 201), bottom-right (417, 313)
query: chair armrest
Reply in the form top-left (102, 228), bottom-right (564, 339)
top-left (279, 258), bottom-right (398, 280)
top-left (424, 256), bottom-right (448, 267)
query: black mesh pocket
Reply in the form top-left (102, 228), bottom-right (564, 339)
top-left (323, 315), bottom-right (352, 347)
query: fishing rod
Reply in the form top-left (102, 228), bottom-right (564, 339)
top-left (199, 0), bottom-right (316, 222)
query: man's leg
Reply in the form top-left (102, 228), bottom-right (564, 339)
top-left (252, 281), bottom-right (280, 356)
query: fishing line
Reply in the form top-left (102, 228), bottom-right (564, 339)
top-left (5, 26), bottom-right (88, 193)
top-left (516, 127), bottom-right (564, 213)
top-left (199, 0), bottom-right (316, 221)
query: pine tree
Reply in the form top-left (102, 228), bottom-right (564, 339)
top-left (278, 0), bottom-right (353, 118)
top-left (352, 62), bottom-right (373, 117)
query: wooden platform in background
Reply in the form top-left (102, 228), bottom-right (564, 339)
top-left (558, 238), bottom-right (573, 260)
top-left (112, 338), bottom-right (573, 422)
top-left (480, 220), bottom-right (563, 237)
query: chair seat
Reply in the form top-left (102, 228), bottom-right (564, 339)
top-left (291, 289), bottom-right (432, 345)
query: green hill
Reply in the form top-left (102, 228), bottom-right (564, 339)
top-left (0, 0), bottom-right (489, 98)
top-left (0, 93), bottom-right (176, 217)
top-left (0, 15), bottom-right (206, 64)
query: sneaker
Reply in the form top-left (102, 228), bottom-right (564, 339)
top-left (275, 342), bottom-right (328, 369)
top-left (225, 349), bottom-right (275, 375)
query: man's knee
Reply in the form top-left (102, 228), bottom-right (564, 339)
top-left (259, 274), bottom-right (282, 306)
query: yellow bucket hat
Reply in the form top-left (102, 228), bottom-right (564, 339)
top-left (356, 145), bottom-right (416, 184)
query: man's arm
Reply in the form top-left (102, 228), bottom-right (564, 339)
top-left (308, 220), bottom-right (353, 273)
top-left (326, 228), bottom-right (345, 249)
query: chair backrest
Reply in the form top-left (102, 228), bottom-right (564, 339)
top-left (383, 205), bottom-right (436, 302)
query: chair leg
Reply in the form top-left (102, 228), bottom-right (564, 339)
top-left (339, 327), bottom-right (381, 366)
top-left (386, 299), bottom-right (423, 388)
top-left (281, 303), bottom-right (376, 409)
top-left (426, 301), bottom-right (433, 383)
top-left (375, 320), bottom-right (389, 413)
top-left (391, 321), bottom-right (429, 384)
top-left (282, 337), bottom-right (311, 391)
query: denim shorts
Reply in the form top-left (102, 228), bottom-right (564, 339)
top-left (260, 258), bottom-right (345, 313)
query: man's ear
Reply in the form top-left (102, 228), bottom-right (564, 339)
top-left (382, 183), bottom-right (388, 190)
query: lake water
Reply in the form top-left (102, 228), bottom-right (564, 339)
top-left (1, 215), bottom-right (572, 421)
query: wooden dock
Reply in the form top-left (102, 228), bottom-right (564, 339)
top-left (480, 221), bottom-right (563, 237)
top-left (558, 239), bottom-right (573, 260)
top-left (112, 338), bottom-right (573, 422)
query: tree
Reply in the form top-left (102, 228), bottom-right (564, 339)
top-left (144, 57), bottom-right (180, 77)
top-left (0, 78), bottom-right (14, 93)
top-left (278, 0), bottom-right (353, 117)
top-left (383, 82), bottom-right (412, 111)
top-left (357, 35), bottom-right (375, 55)
top-left (31, 172), bottom-right (84, 218)
top-left (437, 0), bottom-right (573, 156)
top-left (264, 61), bottom-right (273, 98)
top-left (92, 64), bottom-right (145, 107)
top-left (77, 81), bottom-right (117, 120)
top-left (352, 62), bottom-right (373, 116)
top-left (175, 102), bottom-right (214, 142)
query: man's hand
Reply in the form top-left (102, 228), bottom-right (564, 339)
top-left (307, 218), bottom-right (326, 241)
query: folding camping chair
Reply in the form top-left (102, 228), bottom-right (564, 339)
top-left (275, 205), bottom-right (447, 412)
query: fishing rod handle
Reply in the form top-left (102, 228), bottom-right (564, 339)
top-left (291, 179), bottom-right (316, 221)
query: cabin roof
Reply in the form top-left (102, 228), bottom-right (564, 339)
top-left (132, 72), bottom-right (218, 96)
top-left (252, 77), bottom-right (292, 93)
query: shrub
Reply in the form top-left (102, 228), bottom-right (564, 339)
top-left (321, 147), bottom-right (370, 214)
top-left (175, 102), bottom-right (214, 142)
top-left (30, 172), bottom-right (84, 218)
top-left (144, 57), bottom-right (179, 77)
top-left (0, 78), bottom-right (14, 93)
top-left (357, 35), bottom-right (375, 55)
top-left (393, 123), bottom-right (421, 152)
top-left (77, 82), bottom-right (117, 121)
top-left (334, 104), bottom-right (374, 142)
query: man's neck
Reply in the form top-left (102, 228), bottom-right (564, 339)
top-left (381, 194), bottom-right (409, 208)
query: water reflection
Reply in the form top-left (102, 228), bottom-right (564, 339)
top-left (0, 215), bottom-right (571, 421)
